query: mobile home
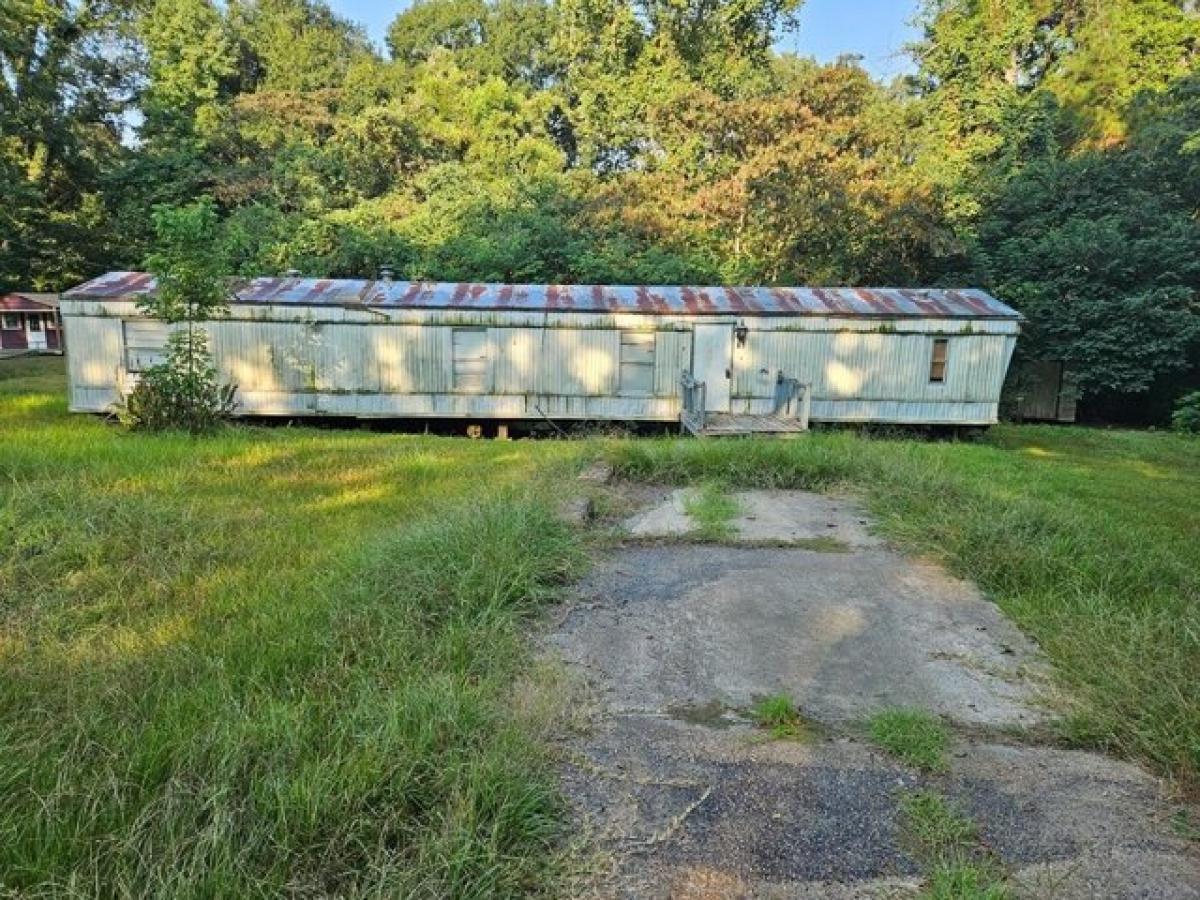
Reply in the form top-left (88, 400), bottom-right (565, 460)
top-left (61, 273), bottom-right (1021, 434)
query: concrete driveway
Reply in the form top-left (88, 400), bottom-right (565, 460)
top-left (545, 489), bottom-right (1200, 898)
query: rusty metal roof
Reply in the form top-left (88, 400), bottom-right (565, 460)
top-left (66, 272), bottom-right (1022, 319)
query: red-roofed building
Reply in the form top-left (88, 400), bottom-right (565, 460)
top-left (1, 293), bottom-right (62, 352)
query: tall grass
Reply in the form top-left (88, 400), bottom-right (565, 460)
top-left (0, 359), bottom-right (586, 896)
top-left (609, 429), bottom-right (1200, 786)
top-left (3, 355), bottom-right (1198, 895)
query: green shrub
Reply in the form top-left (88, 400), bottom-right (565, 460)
top-left (1172, 392), bottom-right (1200, 434)
top-left (114, 329), bottom-right (236, 434)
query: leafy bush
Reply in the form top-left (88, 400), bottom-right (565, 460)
top-left (1172, 392), bottom-right (1200, 434)
top-left (114, 329), bottom-right (236, 433)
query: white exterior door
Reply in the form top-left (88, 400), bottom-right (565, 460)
top-left (26, 315), bottom-right (46, 350)
top-left (692, 324), bottom-right (733, 412)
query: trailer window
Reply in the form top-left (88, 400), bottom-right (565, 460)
top-left (452, 328), bottom-right (488, 392)
top-left (619, 331), bottom-right (656, 394)
top-left (929, 338), bottom-right (949, 383)
top-left (124, 320), bottom-right (171, 372)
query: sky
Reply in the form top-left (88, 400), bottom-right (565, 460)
top-left (328, 0), bottom-right (922, 82)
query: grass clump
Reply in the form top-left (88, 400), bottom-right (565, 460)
top-left (870, 708), bottom-right (950, 772)
top-left (926, 862), bottom-right (1012, 900)
top-left (751, 694), bottom-right (808, 739)
top-left (682, 480), bottom-right (740, 541)
top-left (899, 790), bottom-right (978, 854)
top-left (899, 791), bottom-right (1010, 899)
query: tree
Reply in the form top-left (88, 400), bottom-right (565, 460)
top-left (121, 199), bottom-right (237, 433)
top-left (911, 0), bottom-right (1200, 419)
top-left (0, 0), bottom-right (141, 290)
top-left (979, 130), bottom-right (1200, 406)
top-left (139, 0), bottom-right (240, 145)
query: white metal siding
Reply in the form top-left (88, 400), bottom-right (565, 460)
top-left (733, 331), bottom-right (1012, 406)
top-left (653, 331), bottom-right (691, 397)
top-left (64, 316), bottom-right (124, 410)
top-left (61, 301), bottom-right (1019, 423)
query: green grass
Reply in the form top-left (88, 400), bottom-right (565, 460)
top-left (609, 430), bottom-right (1200, 788)
top-left (750, 694), bottom-right (808, 740)
top-left (681, 480), bottom-right (740, 540)
top-left (898, 791), bottom-right (979, 856)
top-left (899, 791), bottom-right (1010, 899)
top-left (4, 355), bottom-right (1200, 893)
top-left (870, 709), bottom-right (951, 772)
top-left (0, 357), bottom-right (587, 896)
top-left (925, 862), bottom-right (1011, 900)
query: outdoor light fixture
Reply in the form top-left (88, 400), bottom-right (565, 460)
top-left (735, 322), bottom-right (749, 347)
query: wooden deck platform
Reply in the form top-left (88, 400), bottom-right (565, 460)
top-left (684, 412), bottom-right (809, 438)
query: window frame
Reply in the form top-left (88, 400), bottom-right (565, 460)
top-left (123, 320), bottom-right (172, 373)
top-left (1, 314), bottom-right (20, 330)
top-left (618, 330), bottom-right (657, 396)
top-left (929, 337), bottom-right (950, 384)
top-left (451, 327), bottom-right (489, 394)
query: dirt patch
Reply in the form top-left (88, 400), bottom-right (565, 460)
top-left (547, 489), bottom-right (1200, 898)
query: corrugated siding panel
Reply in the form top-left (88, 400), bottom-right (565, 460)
top-left (209, 321), bottom-right (314, 392)
top-left (213, 322), bottom-right (455, 395)
top-left (498, 328), bottom-right (681, 398)
top-left (809, 400), bottom-right (998, 425)
top-left (534, 329), bottom-right (619, 396)
top-left (654, 330), bottom-right (692, 397)
top-left (491, 328), bottom-right (540, 394)
top-left (65, 316), bottom-right (123, 391)
top-left (733, 331), bottom-right (1012, 404)
top-left (312, 324), bottom-right (372, 392)
top-left (374, 325), bottom-right (450, 393)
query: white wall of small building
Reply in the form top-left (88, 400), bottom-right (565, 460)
top-left (60, 299), bottom-right (1018, 425)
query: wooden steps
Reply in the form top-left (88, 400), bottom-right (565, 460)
top-left (684, 412), bottom-right (809, 438)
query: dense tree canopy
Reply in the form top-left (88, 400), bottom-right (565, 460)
top-left (1, 0), bottom-right (1197, 419)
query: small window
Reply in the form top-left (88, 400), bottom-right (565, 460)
top-left (1, 314), bottom-right (19, 330)
top-left (929, 338), bottom-right (949, 383)
top-left (124, 320), bottom-right (171, 372)
top-left (453, 328), bottom-right (488, 393)
top-left (27, 315), bottom-right (43, 333)
top-left (619, 331), bottom-right (656, 395)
